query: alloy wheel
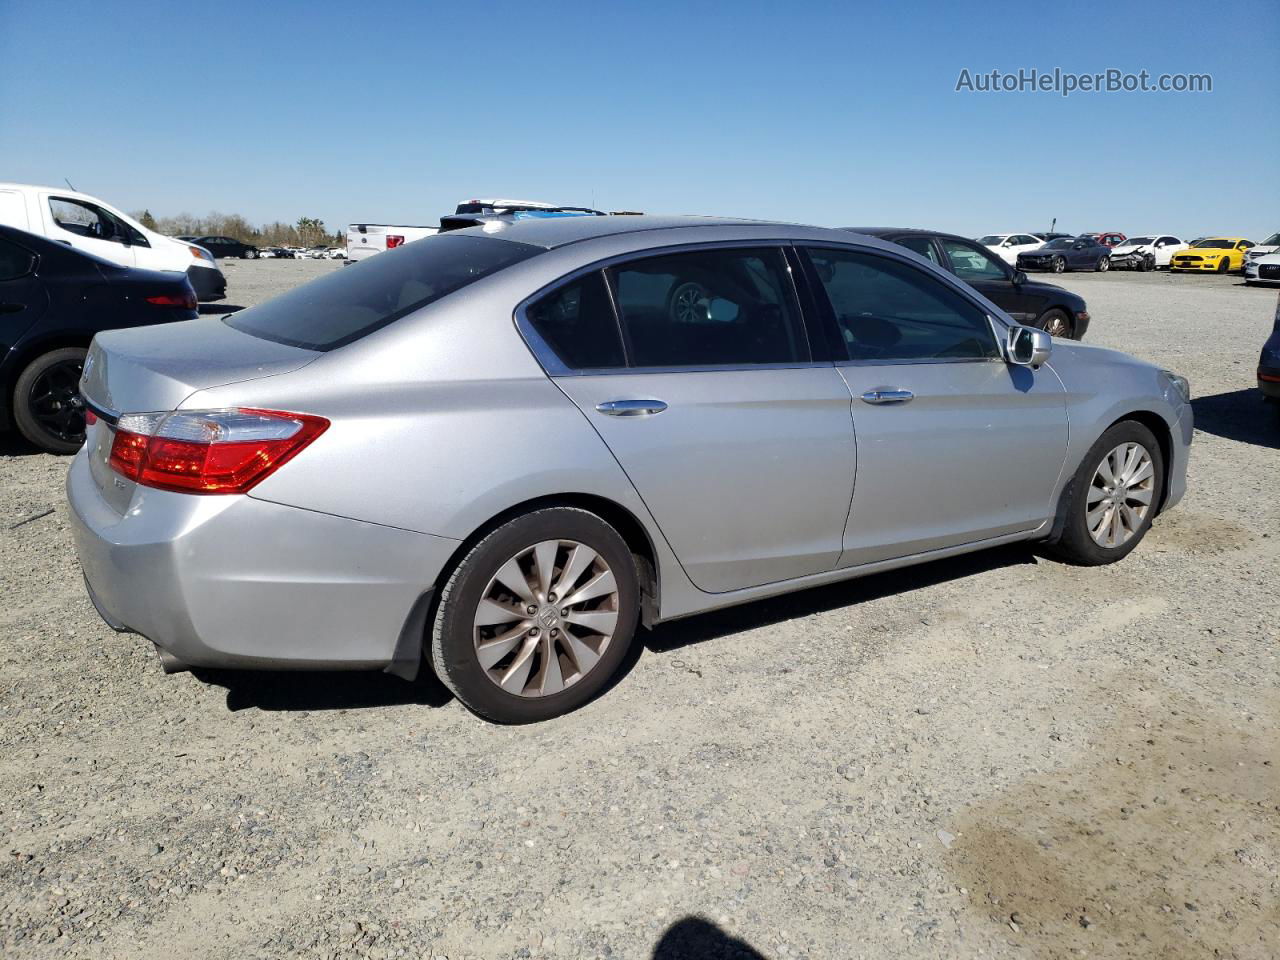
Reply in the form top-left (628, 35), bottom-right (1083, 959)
top-left (27, 359), bottom-right (86, 445)
top-left (1053, 257), bottom-right (1065, 273)
top-left (669, 282), bottom-right (709, 324)
top-left (472, 539), bottom-right (620, 698)
top-left (1086, 442), bottom-right (1155, 548)
top-left (1042, 312), bottom-right (1070, 338)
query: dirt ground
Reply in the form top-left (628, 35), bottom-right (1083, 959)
top-left (1, 259), bottom-right (1277, 960)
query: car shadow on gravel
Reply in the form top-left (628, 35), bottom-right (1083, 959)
top-left (652, 916), bottom-right (765, 958)
top-left (0, 433), bottom-right (43, 457)
top-left (1190, 389), bottom-right (1280, 450)
top-left (641, 543), bottom-right (1038, 656)
top-left (196, 666), bottom-right (454, 713)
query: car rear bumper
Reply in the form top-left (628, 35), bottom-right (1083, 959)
top-left (66, 449), bottom-right (460, 672)
top-left (1259, 366), bottom-right (1280, 400)
top-left (187, 264), bottom-right (227, 302)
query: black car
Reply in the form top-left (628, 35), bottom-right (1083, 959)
top-left (0, 225), bottom-right (198, 453)
top-left (1260, 301), bottom-right (1280, 412)
top-left (191, 235), bottom-right (260, 259)
top-left (1017, 236), bottom-right (1111, 274)
top-left (845, 228), bottom-right (1091, 340)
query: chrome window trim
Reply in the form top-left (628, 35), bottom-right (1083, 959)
top-left (514, 240), bottom-right (824, 378)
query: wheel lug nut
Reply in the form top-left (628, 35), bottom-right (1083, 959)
top-left (560, 608), bottom-right (568, 617)
top-left (527, 605), bottom-right (537, 615)
top-left (548, 593), bottom-right (557, 602)
top-left (529, 627), bottom-right (539, 637)
top-left (550, 628), bottom-right (559, 637)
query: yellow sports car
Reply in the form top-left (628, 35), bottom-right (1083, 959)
top-left (1170, 237), bottom-right (1255, 273)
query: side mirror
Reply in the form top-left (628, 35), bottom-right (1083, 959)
top-left (1007, 325), bottom-right (1052, 367)
top-left (1012, 269), bottom-right (1028, 285)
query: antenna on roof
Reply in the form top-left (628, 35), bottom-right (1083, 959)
top-left (64, 177), bottom-right (77, 192)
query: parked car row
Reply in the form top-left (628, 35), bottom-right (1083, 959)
top-left (978, 230), bottom-right (1277, 278)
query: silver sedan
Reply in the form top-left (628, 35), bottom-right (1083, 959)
top-left (67, 217), bottom-right (1193, 723)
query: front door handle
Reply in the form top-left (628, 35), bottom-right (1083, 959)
top-left (860, 389), bottom-right (914, 405)
top-left (595, 399), bottom-right (668, 417)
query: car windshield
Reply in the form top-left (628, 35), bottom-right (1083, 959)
top-left (1193, 238), bottom-right (1233, 249)
top-left (1126, 237), bottom-right (1154, 246)
top-left (1261, 233), bottom-right (1280, 246)
top-left (225, 234), bottom-right (541, 350)
top-left (977, 235), bottom-right (1005, 245)
top-left (1043, 239), bottom-right (1073, 249)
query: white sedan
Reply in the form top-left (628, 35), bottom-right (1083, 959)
top-left (978, 233), bottom-right (1045, 265)
top-left (1107, 235), bottom-right (1188, 271)
top-left (1245, 252), bottom-right (1280, 285)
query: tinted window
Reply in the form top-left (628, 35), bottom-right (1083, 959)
top-left (804, 247), bottom-right (999, 363)
top-left (0, 236), bottom-right (36, 280)
top-left (525, 271), bottom-right (625, 369)
top-left (1015, 235), bottom-right (1039, 245)
top-left (937, 238), bottom-right (1007, 280)
top-left (609, 248), bottom-right (805, 367)
top-left (226, 234), bottom-right (541, 350)
top-left (1159, 236), bottom-right (1179, 245)
top-left (49, 197), bottom-right (116, 240)
top-left (895, 235), bottom-right (940, 264)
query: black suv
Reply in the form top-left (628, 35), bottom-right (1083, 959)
top-left (845, 228), bottom-right (1091, 340)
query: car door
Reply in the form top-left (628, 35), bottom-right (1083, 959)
top-left (1155, 236), bottom-right (1183, 266)
top-left (0, 235), bottom-right (47, 352)
top-left (41, 195), bottom-right (136, 267)
top-left (799, 245), bottom-right (1069, 567)
top-left (531, 246), bottom-right (857, 593)
top-left (933, 236), bottom-right (1040, 324)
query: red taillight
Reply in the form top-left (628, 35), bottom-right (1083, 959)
top-left (85, 409), bottom-right (98, 427)
top-left (146, 291), bottom-right (198, 310)
top-left (107, 408), bottom-right (328, 494)
top-left (385, 235), bottom-right (405, 249)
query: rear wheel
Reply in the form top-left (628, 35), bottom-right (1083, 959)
top-left (1096, 255), bottom-right (1110, 272)
top-left (1037, 308), bottom-right (1073, 339)
top-left (1049, 421), bottom-right (1164, 566)
top-left (242, 249), bottom-right (256, 259)
top-left (430, 507), bottom-right (640, 723)
top-left (13, 347), bottom-right (88, 454)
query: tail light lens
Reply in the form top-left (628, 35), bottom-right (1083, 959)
top-left (385, 235), bottom-right (405, 249)
top-left (146, 291), bottom-right (198, 310)
top-left (108, 408), bottom-right (328, 494)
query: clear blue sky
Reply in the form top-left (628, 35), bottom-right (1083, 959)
top-left (2, 0), bottom-right (1276, 239)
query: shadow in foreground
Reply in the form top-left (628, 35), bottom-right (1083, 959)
top-left (1190, 389), bottom-right (1279, 450)
top-left (643, 542), bottom-right (1037, 656)
top-left (198, 303), bottom-right (244, 315)
top-left (197, 665), bottom-right (453, 713)
top-left (653, 917), bottom-right (766, 959)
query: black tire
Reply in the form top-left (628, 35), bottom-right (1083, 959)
top-left (1052, 256), bottom-right (1066, 274)
top-left (1141, 253), bottom-right (1156, 272)
top-left (1049, 421), bottom-right (1164, 566)
top-left (1037, 308), bottom-right (1074, 339)
top-left (1216, 258), bottom-right (1229, 274)
top-left (430, 507), bottom-right (640, 723)
top-left (242, 248), bottom-right (256, 259)
top-left (13, 347), bottom-right (89, 454)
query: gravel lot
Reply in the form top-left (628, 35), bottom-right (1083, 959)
top-left (2, 258), bottom-right (1277, 960)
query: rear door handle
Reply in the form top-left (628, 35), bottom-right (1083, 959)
top-left (860, 389), bottom-right (914, 405)
top-left (595, 399), bottom-right (668, 417)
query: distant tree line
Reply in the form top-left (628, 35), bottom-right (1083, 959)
top-left (131, 210), bottom-right (343, 247)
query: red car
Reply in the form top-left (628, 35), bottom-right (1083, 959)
top-left (1083, 232), bottom-right (1127, 248)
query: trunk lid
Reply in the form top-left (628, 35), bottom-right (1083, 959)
top-left (80, 316), bottom-right (319, 513)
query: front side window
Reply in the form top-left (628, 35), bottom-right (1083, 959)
top-left (49, 197), bottom-right (116, 240)
top-left (226, 234), bottom-right (541, 350)
top-left (0, 236), bottom-right (37, 281)
top-left (804, 247), bottom-right (999, 363)
top-left (525, 271), bottom-right (625, 370)
top-left (609, 248), bottom-right (805, 367)
top-left (937, 238), bottom-right (1007, 281)
top-left (1193, 238), bottom-right (1231, 249)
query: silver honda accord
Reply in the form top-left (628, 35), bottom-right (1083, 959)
top-left (67, 216), bottom-right (1193, 723)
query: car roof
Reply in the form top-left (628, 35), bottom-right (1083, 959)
top-left (446, 214), bottom-right (829, 249)
top-left (842, 226), bottom-right (987, 244)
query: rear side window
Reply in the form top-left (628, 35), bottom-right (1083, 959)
top-left (937, 237), bottom-right (1007, 280)
top-left (524, 272), bottom-right (625, 369)
top-left (0, 236), bottom-right (36, 280)
top-left (225, 235), bottom-right (541, 350)
top-left (804, 247), bottom-right (999, 363)
top-left (609, 248), bottom-right (806, 367)
top-left (894, 235), bottom-right (940, 265)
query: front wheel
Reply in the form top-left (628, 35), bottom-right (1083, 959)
top-left (1052, 256), bottom-right (1066, 274)
top-left (1049, 421), bottom-right (1164, 566)
top-left (1037, 308), bottom-right (1073, 339)
top-left (12, 347), bottom-right (89, 454)
top-left (1096, 255), bottom-right (1110, 272)
top-left (430, 507), bottom-right (640, 723)
top-left (1216, 258), bottom-right (1229, 274)
top-left (242, 249), bottom-right (257, 259)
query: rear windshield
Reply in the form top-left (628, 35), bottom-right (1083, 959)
top-left (225, 234), bottom-right (541, 350)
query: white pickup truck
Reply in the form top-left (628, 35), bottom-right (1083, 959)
top-left (345, 223), bottom-right (438, 264)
